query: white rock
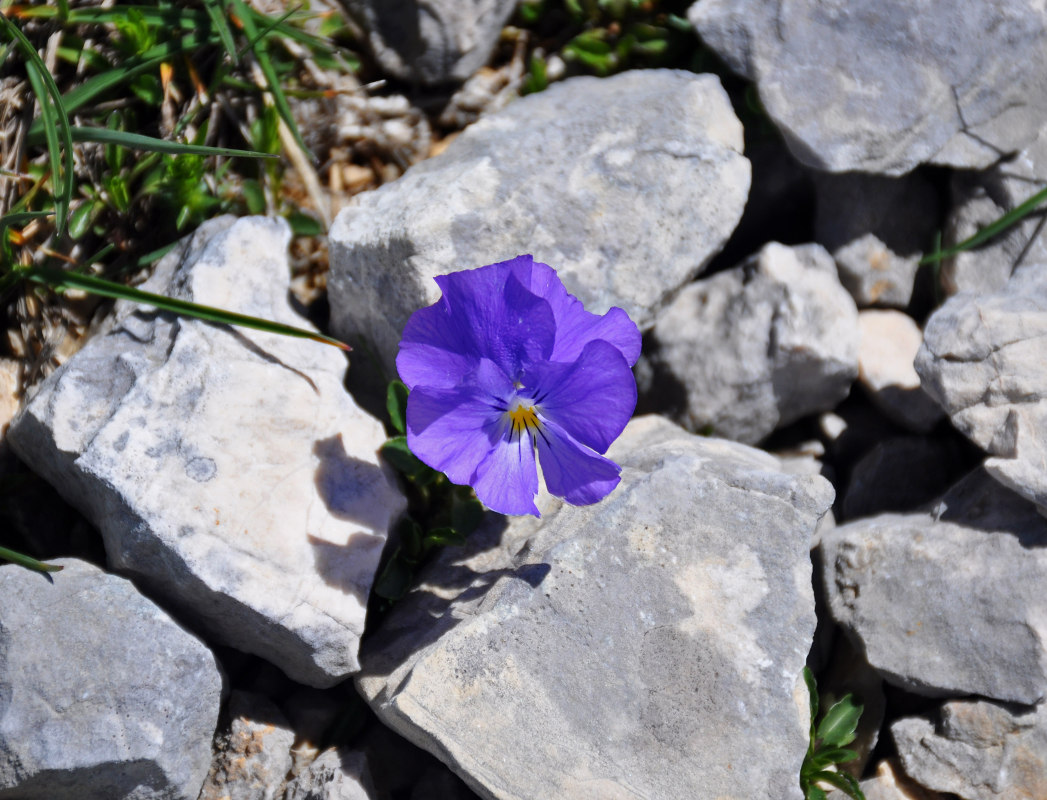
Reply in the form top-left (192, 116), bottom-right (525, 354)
top-left (357, 415), bottom-right (834, 800)
top-left (690, 0), bottom-right (1047, 174)
top-left (915, 265), bottom-right (1047, 514)
top-left (857, 310), bottom-right (943, 432)
top-left (8, 217), bottom-right (406, 687)
top-left (892, 700), bottom-right (1047, 800)
top-left (646, 242), bottom-right (859, 444)
top-left (328, 70), bottom-right (750, 376)
top-left (0, 558), bottom-right (222, 800)
top-left (822, 470), bottom-right (1047, 703)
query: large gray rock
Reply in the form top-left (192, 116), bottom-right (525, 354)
top-left (8, 217), bottom-right (406, 687)
top-left (892, 700), bottom-right (1047, 800)
top-left (645, 242), bottom-right (859, 444)
top-left (357, 415), bottom-right (834, 800)
top-left (822, 470), bottom-right (1047, 703)
top-left (814, 172), bottom-right (939, 308)
top-left (856, 759), bottom-right (949, 800)
top-left (942, 121), bottom-right (1047, 296)
top-left (0, 558), bottom-right (222, 799)
top-left (690, 0), bottom-right (1047, 174)
top-left (329, 70), bottom-right (750, 375)
top-left (341, 0), bottom-right (517, 85)
top-left (915, 266), bottom-right (1047, 514)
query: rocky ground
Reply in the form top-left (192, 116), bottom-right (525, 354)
top-left (2, 1), bottom-right (1047, 799)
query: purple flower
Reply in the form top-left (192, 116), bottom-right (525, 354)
top-left (396, 255), bottom-right (641, 516)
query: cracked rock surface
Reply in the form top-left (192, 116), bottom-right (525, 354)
top-left (329, 69), bottom-right (751, 376)
top-left (690, 0), bottom-right (1047, 174)
top-left (8, 216), bottom-right (406, 687)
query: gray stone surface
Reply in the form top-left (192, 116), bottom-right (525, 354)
top-left (822, 469), bottom-right (1047, 703)
top-left (856, 759), bottom-right (949, 800)
top-left (857, 311), bottom-right (942, 433)
top-left (814, 172), bottom-right (938, 308)
top-left (329, 70), bottom-right (750, 375)
top-left (942, 121), bottom-right (1047, 297)
top-left (283, 748), bottom-right (375, 800)
top-left (645, 242), bottom-right (858, 444)
top-left (892, 700), bottom-right (1047, 800)
top-left (357, 415), bottom-right (834, 800)
top-left (8, 216), bottom-right (406, 687)
top-left (690, 0), bottom-right (1047, 174)
top-left (198, 691), bottom-right (295, 800)
top-left (0, 558), bottom-right (222, 800)
top-left (341, 0), bottom-right (517, 85)
top-left (915, 266), bottom-right (1047, 514)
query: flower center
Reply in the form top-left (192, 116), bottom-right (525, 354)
top-left (506, 396), bottom-right (541, 436)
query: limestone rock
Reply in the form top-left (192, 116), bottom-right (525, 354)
top-left (645, 242), bottom-right (858, 444)
top-left (357, 415), bottom-right (834, 800)
top-left (329, 70), bottom-right (750, 376)
top-left (854, 759), bottom-right (949, 800)
top-left (942, 121), bottom-right (1047, 297)
top-left (814, 172), bottom-right (939, 308)
top-left (0, 558), bottom-right (222, 799)
top-left (283, 748), bottom-right (375, 800)
top-left (7, 216), bottom-right (406, 687)
top-left (893, 700), bottom-right (1047, 799)
top-left (341, 0), bottom-right (517, 85)
top-left (915, 266), bottom-right (1047, 514)
top-left (198, 691), bottom-right (295, 800)
top-left (857, 310), bottom-right (942, 433)
top-left (822, 470), bottom-right (1047, 703)
top-left (690, 0), bottom-right (1047, 174)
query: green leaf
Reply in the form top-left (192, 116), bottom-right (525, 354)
top-left (397, 517), bottom-right (424, 561)
top-left (286, 211), bottom-right (323, 236)
top-left (921, 184), bottom-right (1047, 265)
top-left (4, 15), bottom-right (75, 234)
top-left (0, 210), bottom-right (53, 233)
top-left (803, 666), bottom-right (819, 724)
top-left (451, 493), bottom-right (484, 535)
top-left (0, 544), bottom-right (64, 573)
top-left (805, 787), bottom-right (827, 800)
top-left (816, 694), bottom-right (863, 748)
top-left (424, 526), bottom-right (466, 548)
top-left (202, 0), bottom-right (238, 60)
top-left (65, 126), bottom-right (278, 159)
top-left (810, 770), bottom-right (866, 800)
top-left (386, 380), bottom-right (409, 434)
top-left (242, 179), bottom-right (266, 215)
top-left (231, 0), bottom-right (314, 161)
top-left (20, 265), bottom-right (350, 350)
top-left (373, 549), bottom-right (413, 600)
top-left (68, 199), bottom-right (104, 239)
top-left (380, 436), bottom-right (432, 479)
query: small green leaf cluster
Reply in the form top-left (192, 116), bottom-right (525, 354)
top-left (514, 0), bottom-right (696, 91)
top-left (800, 667), bottom-right (867, 800)
top-left (373, 381), bottom-right (485, 604)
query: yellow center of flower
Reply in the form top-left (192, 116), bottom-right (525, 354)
top-left (507, 398), bottom-right (541, 436)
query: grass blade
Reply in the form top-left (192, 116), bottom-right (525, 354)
top-left (201, 0), bottom-right (238, 60)
top-left (0, 544), bottom-right (64, 573)
top-left (4, 16), bottom-right (75, 234)
top-left (66, 126), bottom-right (278, 158)
top-left (231, 0), bottom-right (314, 160)
top-left (921, 184), bottom-right (1047, 265)
top-left (23, 265), bottom-right (350, 351)
top-left (0, 210), bottom-right (54, 232)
